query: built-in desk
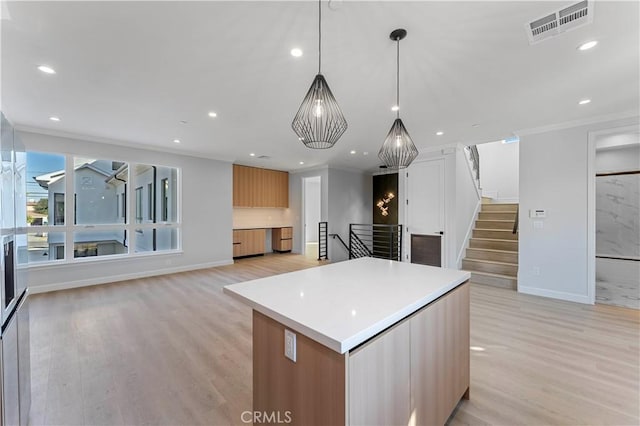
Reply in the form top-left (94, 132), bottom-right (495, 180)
top-left (233, 226), bottom-right (293, 258)
top-left (224, 257), bottom-right (470, 425)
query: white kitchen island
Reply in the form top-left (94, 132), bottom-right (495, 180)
top-left (224, 257), bottom-right (471, 426)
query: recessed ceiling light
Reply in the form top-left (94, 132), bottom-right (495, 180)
top-left (578, 40), bottom-right (598, 51)
top-left (350, 150), bottom-right (356, 154)
top-left (208, 111), bottom-right (217, 118)
top-left (173, 139), bottom-right (181, 144)
top-left (436, 131), bottom-right (444, 136)
top-left (249, 153), bottom-right (255, 157)
top-left (391, 105), bottom-right (399, 112)
top-left (363, 152), bottom-right (369, 156)
top-left (290, 48), bottom-right (303, 57)
top-left (38, 65), bottom-right (56, 74)
top-left (49, 116), bottom-right (60, 122)
top-left (299, 161), bottom-right (305, 165)
top-left (578, 99), bottom-right (591, 105)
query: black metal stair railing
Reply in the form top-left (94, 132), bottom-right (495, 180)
top-left (324, 223), bottom-right (403, 261)
top-left (348, 230), bottom-right (373, 259)
top-left (349, 224), bottom-right (402, 261)
top-left (318, 221), bottom-right (328, 260)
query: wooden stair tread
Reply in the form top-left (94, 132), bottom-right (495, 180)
top-left (463, 258), bottom-right (517, 267)
top-left (468, 270), bottom-right (517, 280)
top-left (470, 238), bottom-right (519, 243)
top-left (476, 220), bottom-right (516, 223)
top-left (467, 248), bottom-right (517, 254)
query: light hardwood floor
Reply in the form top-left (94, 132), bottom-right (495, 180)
top-left (29, 254), bottom-right (639, 425)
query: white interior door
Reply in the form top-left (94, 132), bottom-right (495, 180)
top-left (406, 158), bottom-right (446, 264)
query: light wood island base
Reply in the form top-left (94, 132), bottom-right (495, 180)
top-left (252, 281), bottom-right (470, 426)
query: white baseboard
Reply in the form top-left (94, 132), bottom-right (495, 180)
top-left (518, 285), bottom-right (591, 305)
top-left (29, 259), bottom-right (234, 294)
top-left (494, 197), bottom-right (519, 203)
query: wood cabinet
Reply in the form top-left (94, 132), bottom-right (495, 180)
top-left (348, 283), bottom-right (469, 425)
top-left (272, 227), bottom-right (292, 252)
top-left (232, 229), bottom-right (266, 258)
top-left (233, 165), bottom-right (289, 208)
top-left (251, 282), bottom-right (470, 425)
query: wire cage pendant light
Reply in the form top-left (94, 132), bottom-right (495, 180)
top-left (292, 0), bottom-right (347, 149)
top-left (378, 29), bottom-right (418, 169)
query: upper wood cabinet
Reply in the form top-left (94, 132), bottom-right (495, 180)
top-left (233, 165), bottom-right (289, 208)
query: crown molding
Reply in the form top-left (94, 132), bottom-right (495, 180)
top-left (514, 110), bottom-right (639, 137)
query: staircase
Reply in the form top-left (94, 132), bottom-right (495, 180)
top-left (463, 203), bottom-right (518, 289)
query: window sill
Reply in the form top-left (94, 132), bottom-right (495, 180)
top-left (27, 249), bottom-right (184, 269)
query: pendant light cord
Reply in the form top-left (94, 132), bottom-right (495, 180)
top-left (396, 37), bottom-right (400, 119)
top-left (318, 0), bottom-right (322, 74)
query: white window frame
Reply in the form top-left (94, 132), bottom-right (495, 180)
top-left (26, 153), bottom-right (182, 266)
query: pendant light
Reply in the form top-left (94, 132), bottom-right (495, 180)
top-left (378, 29), bottom-right (418, 169)
top-left (292, 0), bottom-right (347, 149)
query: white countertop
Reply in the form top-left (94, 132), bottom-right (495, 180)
top-left (223, 257), bottom-right (470, 353)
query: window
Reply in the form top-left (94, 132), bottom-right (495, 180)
top-left (74, 157), bottom-right (128, 225)
top-left (25, 153), bottom-right (180, 265)
top-left (26, 152), bottom-right (65, 263)
top-left (133, 164), bottom-right (179, 254)
top-left (135, 187), bottom-right (143, 223)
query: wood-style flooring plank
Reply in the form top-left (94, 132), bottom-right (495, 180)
top-left (28, 254), bottom-right (639, 425)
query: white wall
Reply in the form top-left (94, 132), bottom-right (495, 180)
top-left (476, 140), bottom-right (519, 202)
top-left (19, 130), bottom-right (233, 292)
top-left (518, 116), bottom-right (640, 304)
top-left (327, 168), bottom-right (372, 262)
top-left (304, 177), bottom-right (321, 243)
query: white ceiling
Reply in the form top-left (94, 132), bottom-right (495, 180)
top-left (2, 1), bottom-right (639, 172)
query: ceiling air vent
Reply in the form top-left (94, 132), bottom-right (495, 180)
top-left (525, 0), bottom-right (593, 45)
top-left (257, 155), bottom-right (271, 160)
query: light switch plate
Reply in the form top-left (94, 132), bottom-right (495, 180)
top-left (284, 329), bottom-right (296, 362)
top-left (533, 221), bottom-right (543, 229)
top-left (529, 209), bottom-right (546, 218)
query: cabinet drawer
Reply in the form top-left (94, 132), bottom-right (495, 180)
top-left (280, 227), bottom-right (293, 239)
top-left (279, 239), bottom-right (292, 251)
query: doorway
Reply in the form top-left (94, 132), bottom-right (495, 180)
top-left (405, 158), bottom-right (446, 267)
top-left (589, 125), bottom-right (640, 308)
top-left (303, 176), bottom-right (321, 260)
